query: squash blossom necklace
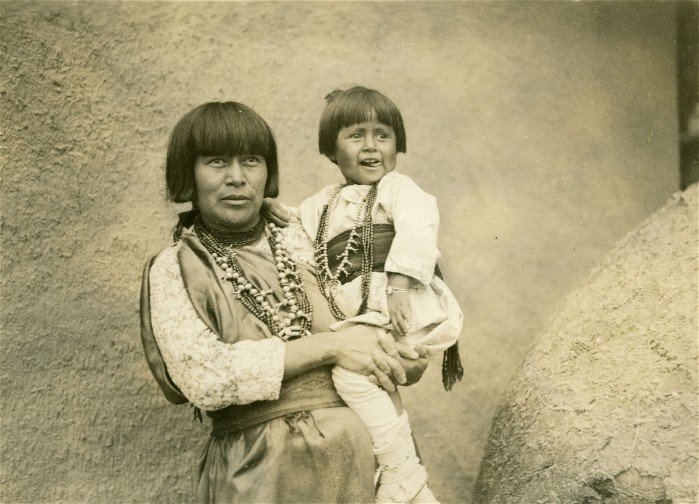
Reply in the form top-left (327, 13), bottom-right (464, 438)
top-left (314, 183), bottom-right (379, 320)
top-left (194, 215), bottom-right (313, 341)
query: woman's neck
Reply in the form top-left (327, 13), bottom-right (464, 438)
top-left (194, 215), bottom-right (266, 248)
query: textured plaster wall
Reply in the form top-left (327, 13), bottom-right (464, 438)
top-left (0, 2), bottom-right (681, 503)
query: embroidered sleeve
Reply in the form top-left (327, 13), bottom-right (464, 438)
top-left (382, 174), bottom-right (441, 285)
top-left (149, 245), bottom-right (286, 411)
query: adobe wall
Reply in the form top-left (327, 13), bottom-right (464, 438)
top-left (0, 2), bottom-right (681, 502)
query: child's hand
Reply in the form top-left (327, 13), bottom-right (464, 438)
top-left (401, 353), bottom-right (429, 386)
top-left (387, 291), bottom-right (411, 337)
top-left (262, 198), bottom-right (291, 227)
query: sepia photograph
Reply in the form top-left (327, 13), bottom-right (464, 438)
top-left (1, 1), bottom-right (697, 503)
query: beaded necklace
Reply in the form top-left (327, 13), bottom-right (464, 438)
top-left (194, 216), bottom-right (313, 341)
top-left (314, 183), bottom-right (378, 320)
top-left (196, 215), bottom-right (267, 247)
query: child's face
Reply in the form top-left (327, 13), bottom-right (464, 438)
top-left (332, 121), bottom-right (397, 185)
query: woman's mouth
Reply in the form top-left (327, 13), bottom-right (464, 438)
top-left (221, 195), bottom-right (251, 205)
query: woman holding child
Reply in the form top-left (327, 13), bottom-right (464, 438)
top-left (140, 89), bottom-right (462, 503)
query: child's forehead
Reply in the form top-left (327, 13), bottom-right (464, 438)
top-left (341, 106), bottom-right (392, 127)
top-left (331, 100), bottom-right (401, 135)
top-left (342, 121), bottom-right (394, 130)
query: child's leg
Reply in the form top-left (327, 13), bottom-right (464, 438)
top-left (373, 409), bottom-right (440, 503)
top-left (332, 366), bottom-right (437, 503)
top-left (332, 366), bottom-right (404, 454)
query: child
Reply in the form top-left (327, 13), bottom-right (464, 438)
top-left (298, 86), bottom-right (464, 504)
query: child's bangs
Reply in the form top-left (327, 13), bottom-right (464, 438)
top-left (338, 93), bottom-right (400, 130)
top-left (192, 106), bottom-right (272, 158)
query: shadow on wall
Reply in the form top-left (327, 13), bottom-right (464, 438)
top-left (677, 1), bottom-right (699, 190)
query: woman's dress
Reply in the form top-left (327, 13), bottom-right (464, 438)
top-left (141, 223), bottom-right (375, 503)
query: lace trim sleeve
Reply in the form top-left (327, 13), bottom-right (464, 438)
top-left (149, 245), bottom-right (286, 411)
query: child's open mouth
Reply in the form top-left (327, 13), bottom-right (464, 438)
top-left (360, 158), bottom-right (381, 167)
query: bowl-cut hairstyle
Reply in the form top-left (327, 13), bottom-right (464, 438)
top-left (318, 86), bottom-right (407, 161)
top-left (166, 101), bottom-right (279, 203)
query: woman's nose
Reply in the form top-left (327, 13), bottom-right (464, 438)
top-left (225, 159), bottom-right (245, 185)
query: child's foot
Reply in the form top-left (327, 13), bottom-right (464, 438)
top-left (375, 457), bottom-right (429, 503)
top-left (410, 484), bottom-right (439, 503)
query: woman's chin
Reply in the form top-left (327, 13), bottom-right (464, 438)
top-left (207, 212), bottom-right (261, 233)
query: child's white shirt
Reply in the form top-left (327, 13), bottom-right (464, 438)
top-left (298, 170), bottom-right (463, 354)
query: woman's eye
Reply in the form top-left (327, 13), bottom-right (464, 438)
top-left (243, 156), bottom-right (262, 166)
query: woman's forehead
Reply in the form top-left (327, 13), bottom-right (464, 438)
top-left (194, 130), bottom-right (269, 156)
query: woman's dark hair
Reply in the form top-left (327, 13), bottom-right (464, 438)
top-left (318, 86), bottom-right (407, 161)
top-left (166, 101), bottom-right (279, 203)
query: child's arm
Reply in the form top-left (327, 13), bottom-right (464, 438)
top-left (383, 174), bottom-right (441, 286)
top-left (386, 272), bottom-right (416, 337)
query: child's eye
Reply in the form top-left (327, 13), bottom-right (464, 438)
top-left (208, 157), bottom-right (227, 166)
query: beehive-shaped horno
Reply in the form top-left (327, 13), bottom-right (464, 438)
top-left (474, 185), bottom-right (698, 504)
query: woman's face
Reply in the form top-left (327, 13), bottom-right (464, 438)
top-left (194, 154), bottom-right (267, 232)
top-left (333, 121), bottom-right (397, 185)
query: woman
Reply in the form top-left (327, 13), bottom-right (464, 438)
top-left (139, 101), bottom-right (427, 503)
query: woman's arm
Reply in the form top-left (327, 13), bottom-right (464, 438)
top-left (149, 246), bottom-right (287, 410)
top-left (284, 326), bottom-right (410, 392)
top-left (149, 245), bottom-right (411, 409)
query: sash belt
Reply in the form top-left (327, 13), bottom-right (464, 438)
top-left (326, 224), bottom-right (395, 284)
top-left (208, 367), bottom-right (345, 435)
top-left (325, 224), bottom-right (442, 283)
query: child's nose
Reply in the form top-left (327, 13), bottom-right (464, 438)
top-left (362, 136), bottom-right (376, 150)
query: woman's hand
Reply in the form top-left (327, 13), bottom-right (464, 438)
top-left (284, 326), bottom-right (419, 392)
top-left (329, 326), bottom-right (405, 392)
top-left (261, 198), bottom-right (292, 227)
top-left (369, 338), bottom-right (428, 387)
top-left (370, 330), bottom-right (408, 387)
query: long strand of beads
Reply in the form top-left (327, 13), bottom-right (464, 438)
top-left (268, 223), bottom-right (313, 340)
top-left (357, 184), bottom-right (378, 315)
top-left (314, 184), bottom-right (379, 319)
top-left (196, 220), bottom-right (313, 341)
top-left (314, 188), bottom-right (348, 319)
